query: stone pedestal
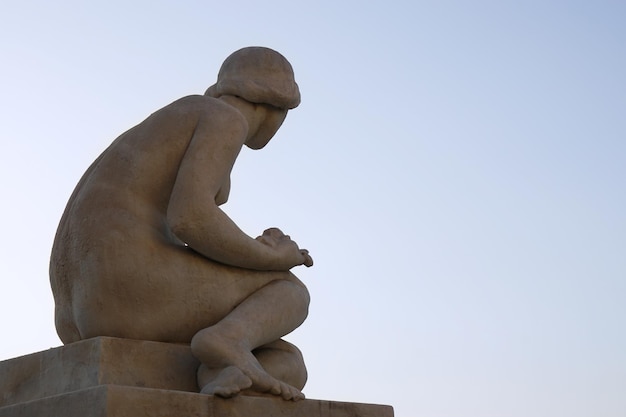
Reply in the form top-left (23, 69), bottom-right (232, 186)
top-left (0, 337), bottom-right (393, 417)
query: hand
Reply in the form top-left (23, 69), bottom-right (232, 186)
top-left (256, 228), bottom-right (314, 269)
top-left (300, 249), bottom-right (314, 268)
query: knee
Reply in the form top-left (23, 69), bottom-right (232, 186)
top-left (286, 275), bottom-right (310, 319)
top-left (286, 273), bottom-right (310, 306)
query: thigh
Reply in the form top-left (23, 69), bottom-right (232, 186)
top-left (74, 243), bottom-right (298, 343)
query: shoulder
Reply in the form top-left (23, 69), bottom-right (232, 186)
top-left (156, 95), bottom-right (247, 130)
top-left (167, 94), bottom-right (217, 109)
top-left (167, 95), bottom-right (242, 117)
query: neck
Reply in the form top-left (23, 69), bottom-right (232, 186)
top-left (218, 95), bottom-right (263, 139)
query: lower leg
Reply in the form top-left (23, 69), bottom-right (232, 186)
top-left (253, 340), bottom-right (307, 390)
top-left (197, 339), bottom-right (307, 397)
top-left (191, 278), bottom-right (309, 399)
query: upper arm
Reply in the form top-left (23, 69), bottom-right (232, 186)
top-left (166, 103), bottom-right (248, 235)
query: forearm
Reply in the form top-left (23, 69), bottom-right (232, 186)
top-left (167, 204), bottom-right (284, 271)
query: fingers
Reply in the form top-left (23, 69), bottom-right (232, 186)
top-left (257, 228), bottom-right (289, 248)
top-left (300, 249), bottom-right (313, 267)
top-left (262, 227), bottom-right (285, 238)
top-left (260, 228), bottom-right (313, 268)
top-left (255, 235), bottom-right (276, 248)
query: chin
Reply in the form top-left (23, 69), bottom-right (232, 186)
top-left (246, 143), bottom-right (265, 150)
top-left (246, 136), bottom-right (272, 150)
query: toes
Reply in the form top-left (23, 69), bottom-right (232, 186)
top-left (280, 386), bottom-right (293, 401)
top-left (199, 366), bottom-right (253, 398)
top-left (239, 375), bottom-right (253, 390)
top-left (215, 386), bottom-right (238, 398)
top-left (269, 383), bottom-right (282, 395)
top-left (279, 382), bottom-right (304, 401)
top-left (291, 386), bottom-right (305, 401)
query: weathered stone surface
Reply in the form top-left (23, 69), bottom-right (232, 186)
top-left (0, 385), bottom-right (393, 417)
top-left (49, 46), bottom-right (312, 400)
top-left (0, 337), bottom-right (199, 408)
top-left (0, 339), bottom-right (393, 416)
top-left (28, 47), bottom-right (393, 414)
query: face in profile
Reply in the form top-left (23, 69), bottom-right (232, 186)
top-left (245, 105), bottom-right (288, 150)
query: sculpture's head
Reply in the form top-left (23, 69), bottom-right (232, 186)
top-left (205, 47), bottom-right (300, 110)
top-left (206, 47), bottom-right (300, 149)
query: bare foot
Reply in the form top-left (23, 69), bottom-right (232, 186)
top-left (191, 327), bottom-right (305, 401)
top-left (200, 366), bottom-right (252, 398)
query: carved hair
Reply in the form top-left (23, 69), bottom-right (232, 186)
top-left (205, 47), bottom-right (300, 110)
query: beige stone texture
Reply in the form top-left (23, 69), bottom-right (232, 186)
top-left (49, 47), bottom-right (313, 400)
top-left (36, 46), bottom-right (393, 411)
top-left (0, 385), bottom-right (393, 417)
top-left (0, 338), bottom-right (394, 417)
top-left (0, 337), bottom-right (198, 408)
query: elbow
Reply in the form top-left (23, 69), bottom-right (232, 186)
top-left (166, 205), bottom-right (215, 250)
top-left (166, 211), bottom-right (192, 243)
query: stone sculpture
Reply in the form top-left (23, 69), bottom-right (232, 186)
top-left (49, 47), bottom-right (313, 401)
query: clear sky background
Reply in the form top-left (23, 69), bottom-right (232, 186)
top-left (1, 1), bottom-right (624, 416)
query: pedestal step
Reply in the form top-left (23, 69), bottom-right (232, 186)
top-left (0, 385), bottom-right (393, 417)
top-left (0, 337), bottom-right (198, 407)
top-left (0, 337), bottom-right (393, 417)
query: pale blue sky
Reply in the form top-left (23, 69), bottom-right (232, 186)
top-left (1, 1), bottom-right (625, 416)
